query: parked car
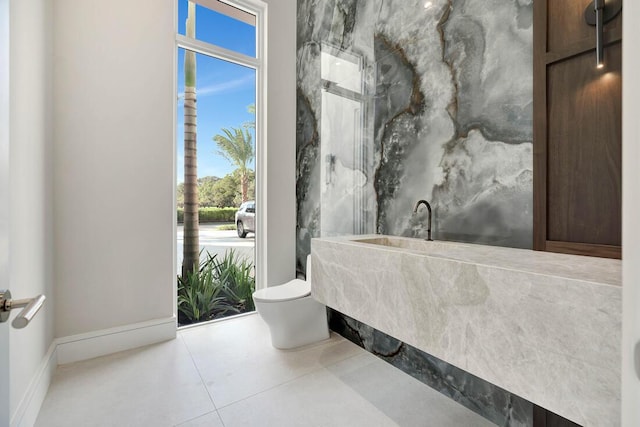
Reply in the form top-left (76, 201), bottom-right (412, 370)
top-left (235, 201), bottom-right (255, 238)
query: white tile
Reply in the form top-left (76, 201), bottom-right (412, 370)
top-left (36, 314), bottom-right (496, 427)
top-left (218, 352), bottom-right (494, 427)
top-left (35, 338), bottom-right (214, 427)
top-left (175, 411), bottom-right (224, 427)
top-left (218, 365), bottom-right (396, 427)
top-left (180, 313), bottom-right (363, 408)
top-left (325, 352), bottom-right (496, 426)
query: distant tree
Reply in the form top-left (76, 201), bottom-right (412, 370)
top-left (245, 169), bottom-right (255, 201)
top-left (177, 174), bottom-right (254, 209)
top-left (211, 174), bottom-right (240, 207)
top-left (198, 176), bottom-right (219, 207)
top-left (209, 170), bottom-right (253, 207)
top-left (213, 127), bottom-right (254, 203)
top-left (176, 182), bottom-right (185, 208)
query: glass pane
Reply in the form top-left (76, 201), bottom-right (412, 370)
top-left (178, 0), bottom-right (256, 58)
top-left (321, 50), bottom-right (362, 94)
top-left (318, 44), bottom-right (371, 238)
top-left (177, 48), bottom-right (256, 184)
top-left (177, 48), bottom-right (257, 325)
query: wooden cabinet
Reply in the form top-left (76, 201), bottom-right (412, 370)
top-left (533, 0), bottom-right (622, 259)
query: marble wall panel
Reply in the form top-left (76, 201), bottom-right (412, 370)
top-left (297, 0), bottom-right (533, 273)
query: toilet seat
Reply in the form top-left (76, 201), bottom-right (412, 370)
top-left (252, 279), bottom-right (311, 303)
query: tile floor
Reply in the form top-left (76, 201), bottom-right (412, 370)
top-left (35, 314), bottom-right (494, 427)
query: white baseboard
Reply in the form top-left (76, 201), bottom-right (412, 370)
top-left (11, 341), bottom-right (57, 427)
top-left (10, 316), bottom-right (176, 427)
top-left (56, 317), bottom-right (177, 365)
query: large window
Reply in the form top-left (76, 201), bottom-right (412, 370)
top-left (176, 0), bottom-right (262, 326)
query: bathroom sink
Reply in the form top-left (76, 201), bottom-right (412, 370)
top-left (353, 236), bottom-right (466, 258)
top-left (350, 235), bottom-right (620, 285)
top-left (311, 233), bottom-right (622, 427)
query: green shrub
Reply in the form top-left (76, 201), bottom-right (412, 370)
top-left (177, 249), bottom-right (256, 325)
top-left (201, 207), bottom-right (238, 222)
top-left (214, 249), bottom-right (255, 312)
top-left (177, 252), bottom-right (239, 324)
top-left (177, 207), bottom-right (238, 223)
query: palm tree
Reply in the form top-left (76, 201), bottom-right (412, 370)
top-left (182, 1), bottom-right (199, 278)
top-left (213, 127), bottom-right (254, 203)
top-left (243, 103), bottom-right (255, 130)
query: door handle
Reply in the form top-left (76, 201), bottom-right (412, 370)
top-left (0, 289), bottom-right (46, 329)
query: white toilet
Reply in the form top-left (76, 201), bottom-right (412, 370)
top-left (252, 256), bottom-right (329, 349)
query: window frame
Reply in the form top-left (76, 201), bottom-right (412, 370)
top-left (173, 0), bottom-right (268, 307)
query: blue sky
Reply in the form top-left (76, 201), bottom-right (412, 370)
top-left (177, 0), bottom-right (256, 182)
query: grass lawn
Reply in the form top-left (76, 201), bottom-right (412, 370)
top-left (217, 223), bottom-right (237, 231)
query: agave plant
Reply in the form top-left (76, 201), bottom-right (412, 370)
top-left (214, 249), bottom-right (256, 312)
top-left (177, 251), bottom-right (238, 324)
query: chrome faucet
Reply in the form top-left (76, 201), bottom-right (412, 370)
top-left (413, 200), bottom-right (433, 241)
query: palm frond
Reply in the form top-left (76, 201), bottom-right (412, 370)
top-left (213, 126), bottom-right (254, 172)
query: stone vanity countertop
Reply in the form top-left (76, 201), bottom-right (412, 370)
top-left (323, 234), bottom-right (621, 287)
top-left (312, 234), bottom-right (622, 426)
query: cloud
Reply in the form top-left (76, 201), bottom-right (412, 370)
top-left (178, 74), bottom-right (254, 99)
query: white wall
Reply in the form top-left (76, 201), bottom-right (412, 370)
top-left (622, 3), bottom-right (640, 426)
top-left (52, 0), bottom-right (176, 336)
top-left (262, 0), bottom-right (296, 287)
top-left (8, 0), bottom-right (54, 420)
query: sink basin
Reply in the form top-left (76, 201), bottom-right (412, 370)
top-left (351, 235), bottom-right (620, 285)
top-left (353, 236), bottom-right (465, 255)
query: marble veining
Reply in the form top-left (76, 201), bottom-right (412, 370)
top-left (311, 235), bottom-right (622, 426)
top-left (297, 0), bottom-right (534, 274)
top-left (296, 89), bottom-right (321, 273)
top-left (372, 33), bottom-right (425, 236)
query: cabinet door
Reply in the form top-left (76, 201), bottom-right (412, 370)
top-left (533, 0), bottom-right (622, 259)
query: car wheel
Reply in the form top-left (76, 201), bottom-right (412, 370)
top-left (237, 221), bottom-right (248, 238)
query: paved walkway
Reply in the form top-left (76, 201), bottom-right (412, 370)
top-left (177, 223), bottom-right (255, 269)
